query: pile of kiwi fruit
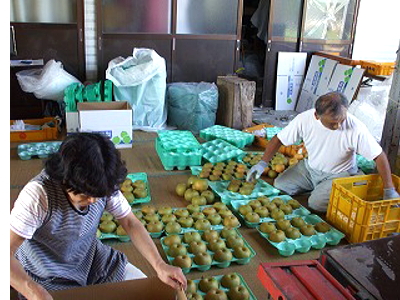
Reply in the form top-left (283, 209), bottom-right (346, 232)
top-left (132, 203), bottom-right (241, 235)
top-left (237, 196), bottom-right (302, 224)
top-left (259, 217), bottom-right (332, 243)
top-left (197, 161), bottom-right (248, 181)
top-left (186, 273), bottom-right (252, 300)
top-left (120, 178), bottom-right (148, 205)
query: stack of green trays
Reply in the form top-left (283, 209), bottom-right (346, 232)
top-left (160, 228), bottom-right (256, 274)
top-left (208, 179), bottom-right (280, 205)
top-left (201, 139), bottom-right (245, 163)
top-left (257, 214), bottom-right (345, 256)
top-left (200, 125), bottom-right (254, 148)
top-left (155, 130), bottom-right (202, 170)
top-left (230, 195), bottom-right (311, 228)
top-left (187, 273), bottom-right (257, 300)
top-left (17, 142), bottom-right (62, 160)
top-left (63, 80), bottom-right (113, 112)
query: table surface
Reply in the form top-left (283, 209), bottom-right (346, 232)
top-left (10, 130), bottom-right (343, 300)
top-left (324, 236), bottom-right (400, 300)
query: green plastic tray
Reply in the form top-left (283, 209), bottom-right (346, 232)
top-left (157, 130), bottom-right (201, 152)
top-left (199, 125), bottom-right (254, 148)
top-left (257, 214), bottom-right (345, 256)
top-left (103, 80), bottom-right (113, 101)
top-left (188, 273), bottom-right (257, 300)
top-left (125, 172), bottom-right (151, 205)
top-left (230, 195), bottom-right (311, 228)
top-left (161, 228), bottom-right (256, 274)
top-left (201, 139), bottom-right (245, 164)
top-left (155, 137), bottom-right (203, 170)
top-left (132, 205), bottom-right (240, 238)
top-left (209, 179), bottom-right (280, 205)
top-left (17, 141), bottom-right (62, 160)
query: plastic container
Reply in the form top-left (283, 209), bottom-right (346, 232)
top-left (155, 137), bottom-right (202, 171)
top-left (258, 260), bottom-right (355, 300)
top-left (84, 81), bottom-right (102, 102)
top-left (201, 139), bottom-right (245, 164)
top-left (231, 195), bottom-right (311, 228)
top-left (10, 117), bottom-right (60, 142)
top-left (257, 214), bottom-right (345, 256)
top-left (190, 160), bottom-right (249, 182)
top-left (209, 179), bottom-right (280, 205)
top-left (326, 174), bottom-right (400, 243)
top-left (123, 172), bottom-right (152, 205)
top-left (17, 141), bottom-right (62, 160)
top-left (188, 273), bottom-right (257, 300)
top-left (103, 79), bottom-right (113, 101)
top-left (157, 130), bottom-right (201, 152)
top-left (200, 125), bottom-right (254, 148)
top-left (103, 205), bottom-right (241, 240)
top-left (160, 228), bottom-right (256, 274)
top-left (360, 60), bottom-right (395, 76)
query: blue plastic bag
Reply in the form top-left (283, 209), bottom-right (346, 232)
top-left (166, 82), bottom-right (218, 134)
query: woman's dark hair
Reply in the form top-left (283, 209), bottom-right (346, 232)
top-left (45, 132), bottom-right (127, 197)
top-left (315, 92), bottom-right (349, 117)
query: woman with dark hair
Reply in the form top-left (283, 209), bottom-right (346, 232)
top-left (10, 133), bottom-right (186, 300)
top-left (247, 92), bottom-right (399, 212)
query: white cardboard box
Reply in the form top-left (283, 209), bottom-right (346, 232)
top-left (78, 102), bottom-right (133, 149)
top-left (66, 111), bottom-right (80, 133)
top-left (275, 52), bottom-right (307, 111)
top-left (327, 64), bottom-right (365, 100)
top-left (296, 55), bottom-right (338, 112)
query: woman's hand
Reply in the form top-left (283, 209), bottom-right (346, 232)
top-left (155, 261), bottom-right (187, 291)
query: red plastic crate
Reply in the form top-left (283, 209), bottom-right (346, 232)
top-left (257, 260), bottom-right (355, 300)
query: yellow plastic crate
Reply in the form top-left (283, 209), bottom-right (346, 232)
top-left (10, 117), bottom-right (60, 142)
top-left (360, 60), bottom-right (395, 76)
top-left (327, 174), bottom-right (400, 243)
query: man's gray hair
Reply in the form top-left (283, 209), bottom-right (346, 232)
top-left (315, 92), bottom-right (349, 117)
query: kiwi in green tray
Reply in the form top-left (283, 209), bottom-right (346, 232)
top-left (290, 217), bottom-right (306, 228)
top-left (300, 224), bottom-right (316, 236)
top-left (269, 230), bottom-right (286, 242)
top-left (285, 227), bottom-right (301, 239)
top-left (314, 221), bottom-right (331, 233)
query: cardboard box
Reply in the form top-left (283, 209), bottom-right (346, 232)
top-left (326, 64), bottom-right (365, 101)
top-left (216, 76), bottom-right (256, 130)
top-left (66, 111), bottom-right (79, 133)
top-left (275, 52), bottom-right (307, 111)
top-left (78, 102), bottom-right (133, 149)
top-left (50, 276), bottom-right (176, 300)
top-left (296, 55), bottom-right (338, 112)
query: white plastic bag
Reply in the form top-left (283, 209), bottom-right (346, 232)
top-left (106, 48), bottom-right (167, 131)
top-left (16, 59), bottom-right (81, 101)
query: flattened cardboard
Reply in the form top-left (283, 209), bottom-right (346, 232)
top-left (276, 52), bottom-right (307, 111)
top-left (78, 102), bottom-right (133, 149)
top-left (50, 277), bottom-right (176, 300)
top-left (327, 64), bottom-right (365, 100)
top-left (296, 55), bottom-right (338, 112)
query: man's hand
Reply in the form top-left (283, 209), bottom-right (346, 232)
top-left (155, 262), bottom-right (187, 291)
top-left (383, 187), bottom-right (400, 200)
top-left (246, 160), bottom-right (268, 182)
